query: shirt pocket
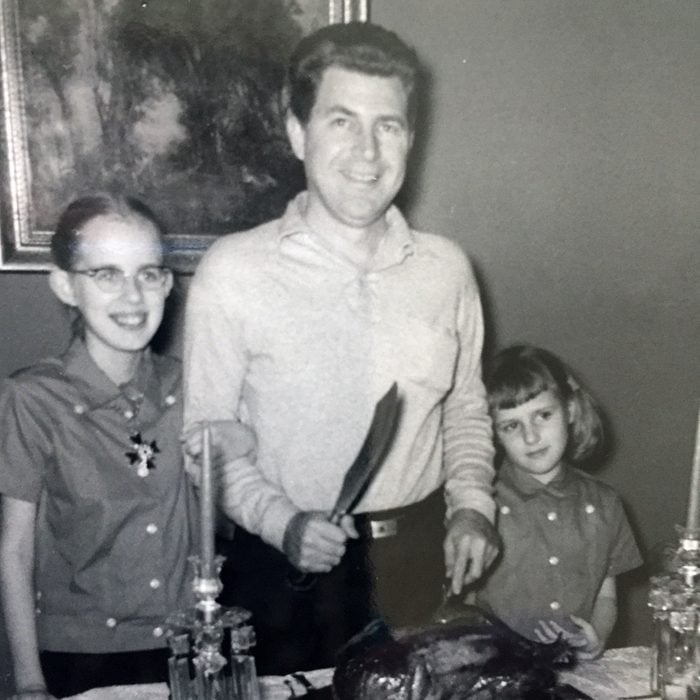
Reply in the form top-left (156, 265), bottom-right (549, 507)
top-left (377, 317), bottom-right (459, 396)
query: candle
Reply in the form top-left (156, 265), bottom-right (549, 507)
top-left (686, 406), bottom-right (700, 531)
top-left (200, 422), bottom-right (215, 579)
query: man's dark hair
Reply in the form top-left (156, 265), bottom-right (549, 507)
top-left (286, 21), bottom-right (421, 127)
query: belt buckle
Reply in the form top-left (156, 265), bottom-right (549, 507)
top-left (369, 518), bottom-right (398, 539)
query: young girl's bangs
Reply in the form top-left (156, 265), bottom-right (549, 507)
top-left (487, 364), bottom-right (559, 411)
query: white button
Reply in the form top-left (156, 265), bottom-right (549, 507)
top-left (585, 504), bottom-right (595, 514)
top-left (150, 578), bottom-right (161, 590)
top-left (153, 626), bottom-right (164, 638)
top-left (36, 591), bottom-right (42, 600)
top-left (146, 523), bottom-right (158, 534)
top-left (550, 601), bottom-right (560, 611)
top-left (500, 505), bottom-right (511, 515)
top-left (124, 410), bottom-right (134, 419)
top-left (549, 556), bottom-right (559, 565)
top-left (165, 395), bottom-right (176, 406)
top-left (547, 511), bottom-right (558, 521)
top-left (106, 617), bottom-right (117, 628)
top-left (73, 404), bottom-right (85, 415)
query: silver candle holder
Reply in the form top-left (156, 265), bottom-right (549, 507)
top-left (648, 409), bottom-right (700, 699)
top-left (166, 424), bottom-right (260, 700)
top-left (649, 526), bottom-right (700, 699)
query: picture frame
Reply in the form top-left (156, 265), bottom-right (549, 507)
top-left (0, 0), bottom-right (369, 271)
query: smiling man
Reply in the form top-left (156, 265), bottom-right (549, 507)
top-left (184, 22), bottom-right (498, 674)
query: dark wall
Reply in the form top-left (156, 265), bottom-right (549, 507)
top-left (0, 1), bottom-right (698, 689)
top-left (371, 0), bottom-right (700, 645)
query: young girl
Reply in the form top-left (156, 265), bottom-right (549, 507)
top-left (476, 344), bottom-right (642, 660)
top-left (0, 193), bottom-right (198, 698)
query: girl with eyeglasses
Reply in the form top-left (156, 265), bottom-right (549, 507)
top-left (0, 193), bottom-right (253, 698)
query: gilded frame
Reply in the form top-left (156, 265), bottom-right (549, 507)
top-left (0, 0), bottom-right (369, 271)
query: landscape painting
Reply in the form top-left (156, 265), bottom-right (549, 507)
top-left (0, 0), bottom-right (368, 269)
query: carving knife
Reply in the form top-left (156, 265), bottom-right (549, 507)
top-left (286, 381), bottom-right (400, 589)
top-left (329, 381), bottom-right (401, 524)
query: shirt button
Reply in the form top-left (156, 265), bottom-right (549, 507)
top-left (150, 578), bottom-right (161, 590)
top-left (124, 410), bottom-right (134, 419)
top-left (164, 394), bottom-right (176, 406)
top-left (73, 404), bottom-right (85, 415)
top-left (547, 511), bottom-right (558, 521)
top-left (585, 504), bottom-right (596, 514)
top-left (146, 523), bottom-right (158, 534)
top-left (106, 617), bottom-right (117, 628)
top-left (549, 556), bottom-right (560, 565)
top-left (153, 626), bottom-right (164, 638)
top-left (550, 601), bottom-right (561, 611)
top-left (500, 505), bottom-right (511, 515)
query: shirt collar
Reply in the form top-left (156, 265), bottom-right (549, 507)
top-left (62, 337), bottom-right (161, 412)
top-left (499, 458), bottom-right (578, 499)
top-left (277, 191), bottom-right (416, 268)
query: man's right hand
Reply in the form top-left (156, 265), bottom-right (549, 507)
top-left (282, 512), bottom-right (356, 573)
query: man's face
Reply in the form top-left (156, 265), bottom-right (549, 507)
top-left (287, 66), bottom-right (413, 232)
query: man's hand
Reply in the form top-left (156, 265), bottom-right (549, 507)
top-left (282, 512), bottom-right (358, 573)
top-left (534, 616), bottom-right (604, 660)
top-left (444, 507), bottom-right (499, 594)
top-left (181, 420), bottom-right (256, 486)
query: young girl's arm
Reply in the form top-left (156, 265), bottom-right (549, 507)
top-left (0, 495), bottom-right (53, 698)
top-left (575, 575), bottom-right (618, 657)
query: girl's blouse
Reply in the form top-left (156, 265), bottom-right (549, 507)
top-left (0, 338), bottom-right (197, 653)
top-left (475, 460), bottom-right (642, 640)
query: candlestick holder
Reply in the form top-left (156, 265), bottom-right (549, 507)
top-left (649, 525), bottom-right (700, 699)
top-left (166, 554), bottom-right (261, 700)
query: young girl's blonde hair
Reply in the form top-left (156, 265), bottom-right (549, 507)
top-left (485, 344), bottom-right (604, 463)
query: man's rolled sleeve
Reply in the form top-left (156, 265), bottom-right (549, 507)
top-left (441, 258), bottom-right (496, 523)
top-left (219, 455), bottom-right (299, 551)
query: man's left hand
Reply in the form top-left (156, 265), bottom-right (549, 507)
top-left (444, 507), bottom-right (499, 594)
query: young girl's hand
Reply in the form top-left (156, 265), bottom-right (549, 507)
top-left (181, 420), bottom-right (256, 486)
top-left (533, 617), bottom-right (603, 660)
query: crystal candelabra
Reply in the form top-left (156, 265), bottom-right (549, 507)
top-left (649, 526), bottom-right (700, 700)
top-left (166, 424), bottom-right (261, 700)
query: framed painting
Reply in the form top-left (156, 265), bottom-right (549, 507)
top-left (0, 0), bottom-right (369, 271)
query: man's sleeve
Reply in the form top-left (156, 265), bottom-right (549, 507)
top-left (183, 251), bottom-right (298, 551)
top-left (441, 256), bottom-right (496, 523)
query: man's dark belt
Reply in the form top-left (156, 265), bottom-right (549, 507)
top-left (352, 488), bottom-right (444, 541)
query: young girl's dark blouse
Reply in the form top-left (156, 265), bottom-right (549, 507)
top-left (0, 338), bottom-right (197, 652)
top-left (475, 459), bottom-right (642, 640)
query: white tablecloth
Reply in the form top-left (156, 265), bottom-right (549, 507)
top-left (61, 647), bottom-right (653, 699)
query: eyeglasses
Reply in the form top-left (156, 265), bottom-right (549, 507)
top-left (71, 265), bottom-right (171, 294)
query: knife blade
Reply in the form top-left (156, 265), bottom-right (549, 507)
top-left (329, 381), bottom-right (400, 523)
top-left (285, 382), bottom-right (401, 590)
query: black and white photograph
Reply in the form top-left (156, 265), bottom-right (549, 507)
top-left (0, 1), bottom-right (698, 698)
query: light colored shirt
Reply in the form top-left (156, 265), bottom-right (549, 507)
top-left (184, 192), bottom-right (495, 551)
top-left (0, 339), bottom-right (196, 652)
top-left (476, 460), bottom-right (643, 639)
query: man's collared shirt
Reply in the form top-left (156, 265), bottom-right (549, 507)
top-left (184, 192), bottom-right (495, 551)
top-left (476, 460), bottom-right (642, 639)
top-left (0, 338), bottom-right (196, 652)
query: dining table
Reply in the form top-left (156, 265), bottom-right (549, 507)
top-left (55, 645), bottom-right (656, 700)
